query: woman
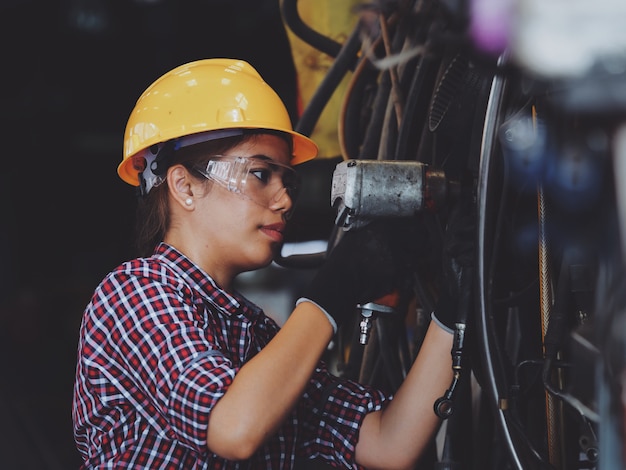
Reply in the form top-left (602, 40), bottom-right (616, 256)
top-left (72, 58), bottom-right (455, 469)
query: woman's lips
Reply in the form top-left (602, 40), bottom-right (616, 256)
top-left (260, 223), bottom-right (285, 243)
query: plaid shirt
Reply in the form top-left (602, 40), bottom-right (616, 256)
top-left (73, 243), bottom-right (389, 469)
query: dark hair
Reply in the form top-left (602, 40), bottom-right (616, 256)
top-left (132, 130), bottom-right (292, 257)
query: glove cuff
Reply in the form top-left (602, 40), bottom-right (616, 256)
top-left (431, 311), bottom-right (454, 335)
top-left (296, 297), bottom-right (338, 334)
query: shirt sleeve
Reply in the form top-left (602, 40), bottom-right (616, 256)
top-left (80, 265), bottom-right (237, 453)
top-left (295, 363), bottom-right (391, 469)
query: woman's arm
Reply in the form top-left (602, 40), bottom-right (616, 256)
top-left (206, 301), bottom-right (333, 459)
top-left (355, 322), bottom-right (454, 470)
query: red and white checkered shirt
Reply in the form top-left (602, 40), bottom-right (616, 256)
top-left (72, 242), bottom-right (389, 469)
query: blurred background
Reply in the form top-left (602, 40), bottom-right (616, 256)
top-left (0, 0), bottom-right (343, 467)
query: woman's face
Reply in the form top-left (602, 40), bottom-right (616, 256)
top-left (192, 134), bottom-right (295, 279)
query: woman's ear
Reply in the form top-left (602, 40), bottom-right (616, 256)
top-left (167, 164), bottom-right (195, 209)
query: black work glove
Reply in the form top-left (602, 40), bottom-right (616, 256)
top-left (432, 195), bottom-right (476, 333)
top-left (298, 218), bottom-right (418, 332)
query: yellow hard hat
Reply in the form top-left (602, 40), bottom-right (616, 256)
top-left (118, 58), bottom-right (318, 187)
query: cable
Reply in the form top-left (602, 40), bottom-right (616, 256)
top-left (280, 0), bottom-right (343, 59)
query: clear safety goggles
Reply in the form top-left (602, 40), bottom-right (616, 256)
top-left (195, 155), bottom-right (300, 211)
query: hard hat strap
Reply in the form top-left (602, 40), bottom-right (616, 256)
top-left (138, 140), bottom-right (176, 197)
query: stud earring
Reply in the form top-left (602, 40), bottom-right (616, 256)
top-left (185, 198), bottom-right (193, 206)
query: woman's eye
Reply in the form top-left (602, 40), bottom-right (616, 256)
top-left (250, 168), bottom-right (272, 184)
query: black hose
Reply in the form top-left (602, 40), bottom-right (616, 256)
top-left (340, 62), bottom-right (380, 159)
top-left (280, 0), bottom-right (343, 59)
top-left (359, 68), bottom-right (391, 159)
top-left (395, 54), bottom-right (440, 161)
top-left (295, 25), bottom-right (363, 137)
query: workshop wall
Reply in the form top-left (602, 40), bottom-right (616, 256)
top-left (0, 1), bottom-right (302, 467)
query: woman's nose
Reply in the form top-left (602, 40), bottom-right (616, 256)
top-left (269, 186), bottom-right (293, 214)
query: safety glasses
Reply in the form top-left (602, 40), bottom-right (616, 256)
top-left (195, 155), bottom-right (300, 211)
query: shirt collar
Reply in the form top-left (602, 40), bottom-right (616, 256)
top-left (152, 242), bottom-right (261, 319)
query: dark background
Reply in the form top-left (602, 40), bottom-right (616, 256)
top-left (0, 1), bottom-right (317, 467)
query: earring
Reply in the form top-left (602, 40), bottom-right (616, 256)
top-left (185, 198), bottom-right (193, 206)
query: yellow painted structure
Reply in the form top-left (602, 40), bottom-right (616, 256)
top-left (280, 0), bottom-right (361, 158)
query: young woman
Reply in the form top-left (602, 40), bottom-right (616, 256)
top-left (72, 58), bottom-right (456, 469)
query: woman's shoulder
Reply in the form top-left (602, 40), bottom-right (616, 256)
top-left (98, 254), bottom-right (193, 299)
